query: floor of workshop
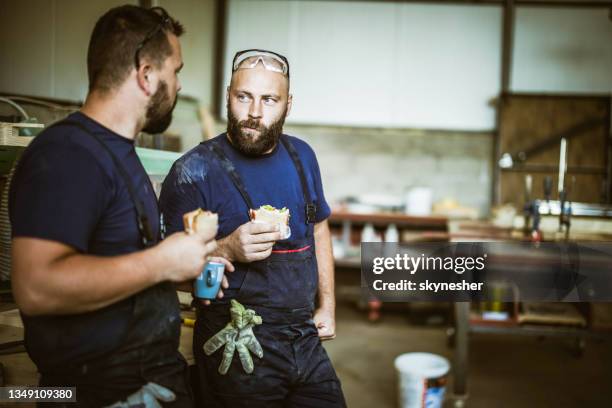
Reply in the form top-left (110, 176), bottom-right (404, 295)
top-left (325, 301), bottom-right (612, 408)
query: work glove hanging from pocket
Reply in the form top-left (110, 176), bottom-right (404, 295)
top-left (104, 382), bottom-right (176, 408)
top-left (203, 299), bottom-right (263, 375)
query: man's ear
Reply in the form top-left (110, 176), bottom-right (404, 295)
top-left (136, 64), bottom-right (154, 96)
top-left (225, 86), bottom-right (230, 103)
top-left (286, 94), bottom-right (293, 117)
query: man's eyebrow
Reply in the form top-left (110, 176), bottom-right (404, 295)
top-left (176, 62), bottom-right (184, 72)
top-left (234, 89), bottom-right (253, 97)
top-left (233, 90), bottom-right (280, 99)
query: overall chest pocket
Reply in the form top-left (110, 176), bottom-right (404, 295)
top-left (237, 245), bottom-right (318, 309)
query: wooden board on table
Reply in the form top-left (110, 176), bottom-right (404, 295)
top-left (518, 302), bottom-right (587, 327)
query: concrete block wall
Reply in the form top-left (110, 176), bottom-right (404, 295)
top-left (284, 124), bottom-right (494, 218)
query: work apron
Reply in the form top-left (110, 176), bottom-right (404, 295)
top-left (24, 120), bottom-right (191, 408)
top-left (193, 136), bottom-right (346, 407)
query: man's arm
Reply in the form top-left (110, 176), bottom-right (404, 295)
top-left (12, 231), bottom-right (216, 316)
top-left (313, 219), bottom-right (336, 340)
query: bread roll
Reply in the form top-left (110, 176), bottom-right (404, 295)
top-left (183, 208), bottom-right (218, 236)
top-left (250, 205), bottom-right (291, 239)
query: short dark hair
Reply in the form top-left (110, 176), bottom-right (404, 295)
top-left (87, 5), bottom-right (184, 92)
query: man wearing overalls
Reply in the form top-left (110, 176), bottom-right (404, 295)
top-left (159, 50), bottom-right (346, 407)
top-left (9, 6), bottom-right (224, 407)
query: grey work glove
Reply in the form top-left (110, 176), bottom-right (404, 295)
top-left (104, 382), bottom-right (176, 408)
top-left (203, 299), bottom-right (264, 375)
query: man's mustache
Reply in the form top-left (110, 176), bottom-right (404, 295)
top-left (240, 119), bottom-right (263, 131)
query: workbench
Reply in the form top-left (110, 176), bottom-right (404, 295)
top-left (448, 220), bottom-right (612, 405)
top-left (328, 210), bottom-right (449, 320)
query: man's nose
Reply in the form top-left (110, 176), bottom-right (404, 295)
top-left (248, 100), bottom-right (262, 119)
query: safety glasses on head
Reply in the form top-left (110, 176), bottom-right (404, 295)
top-left (134, 7), bottom-right (173, 69)
top-left (232, 49), bottom-right (290, 78)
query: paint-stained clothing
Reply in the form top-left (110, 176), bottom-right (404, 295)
top-left (160, 133), bottom-right (330, 239)
top-left (159, 133), bottom-right (346, 407)
top-left (159, 133), bottom-right (330, 301)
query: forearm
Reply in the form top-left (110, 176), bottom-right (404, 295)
top-left (13, 243), bottom-right (167, 316)
top-left (210, 235), bottom-right (234, 261)
top-left (314, 220), bottom-right (335, 312)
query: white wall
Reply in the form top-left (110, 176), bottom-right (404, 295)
top-left (225, 0), bottom-right (612, 130)
top-left (512, 7), bottom-right (612, 93)
top-left (224, 0), bottom-right (503, 130)
top-left (0, 0), bottom-right (217, 106)
top-left (0, 0), bottom-right (136, 101)
top-left (2, 1), bottom-right (610, 129)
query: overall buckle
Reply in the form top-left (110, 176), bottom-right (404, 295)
top-left (305, 202), bottom-right (316, 224)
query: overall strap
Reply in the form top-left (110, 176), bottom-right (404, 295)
top-left (47, 120), bottom-right (156, 247)
top-left (280, 135), bottom-right (317, 225)
top-left (207, 140), bottom-right (255, 219)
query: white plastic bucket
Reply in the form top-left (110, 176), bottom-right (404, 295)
top-left (394, 352), bottom-right (450, 408)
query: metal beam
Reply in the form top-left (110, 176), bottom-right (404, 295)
top-left (212, 0), bottom-right (228, 118)
top-left (492, 0), bottom-right (515, 205)
top-left (313, 0), bottom-right (612, 7)
top-left (453, 302), bottom-right (470, 398)
top-left (515, 0), bottom-right (612, 6)
top-left (607, 98), bottom-right (612, 203)
top-left (501, 0), bottom-right (514, 94)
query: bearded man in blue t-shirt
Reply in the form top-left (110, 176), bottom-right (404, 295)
top-left (159, 50), bottom-right (346, 407)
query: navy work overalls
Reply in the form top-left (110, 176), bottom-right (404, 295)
top-left (193, 136), bottom-right (346, 408)
top-left (25, 120), bottom-right (192, 408)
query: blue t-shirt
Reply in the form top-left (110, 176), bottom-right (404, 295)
top-left (9, 112), bottom-right (174, 371)
top-left (159, 133), bottom-right (330, 243)
top-left (10, 112), bottom-right (160, 254)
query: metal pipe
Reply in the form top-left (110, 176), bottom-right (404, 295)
top-left (558, 137), bottom-right (567, 196)
top-left (0, 97), bottom-right (29, 121)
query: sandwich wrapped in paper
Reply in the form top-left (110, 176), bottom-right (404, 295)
top-left (183, 208), bottom-right (219, 237)
top-left (250, 205), bottom-right (291, 240)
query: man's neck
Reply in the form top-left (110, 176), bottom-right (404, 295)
top-left (81, 89), bottom-right (143, 140)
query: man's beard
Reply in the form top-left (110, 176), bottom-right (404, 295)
top-left (143, 80), bottom-right (177, 134)
top-left (226, 106), bottom-right (287, 156)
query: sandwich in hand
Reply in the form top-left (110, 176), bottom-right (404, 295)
top-left (183, 208), bottom-right (219, 237)
top-left (250, 205), bottom-right (291, 240)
